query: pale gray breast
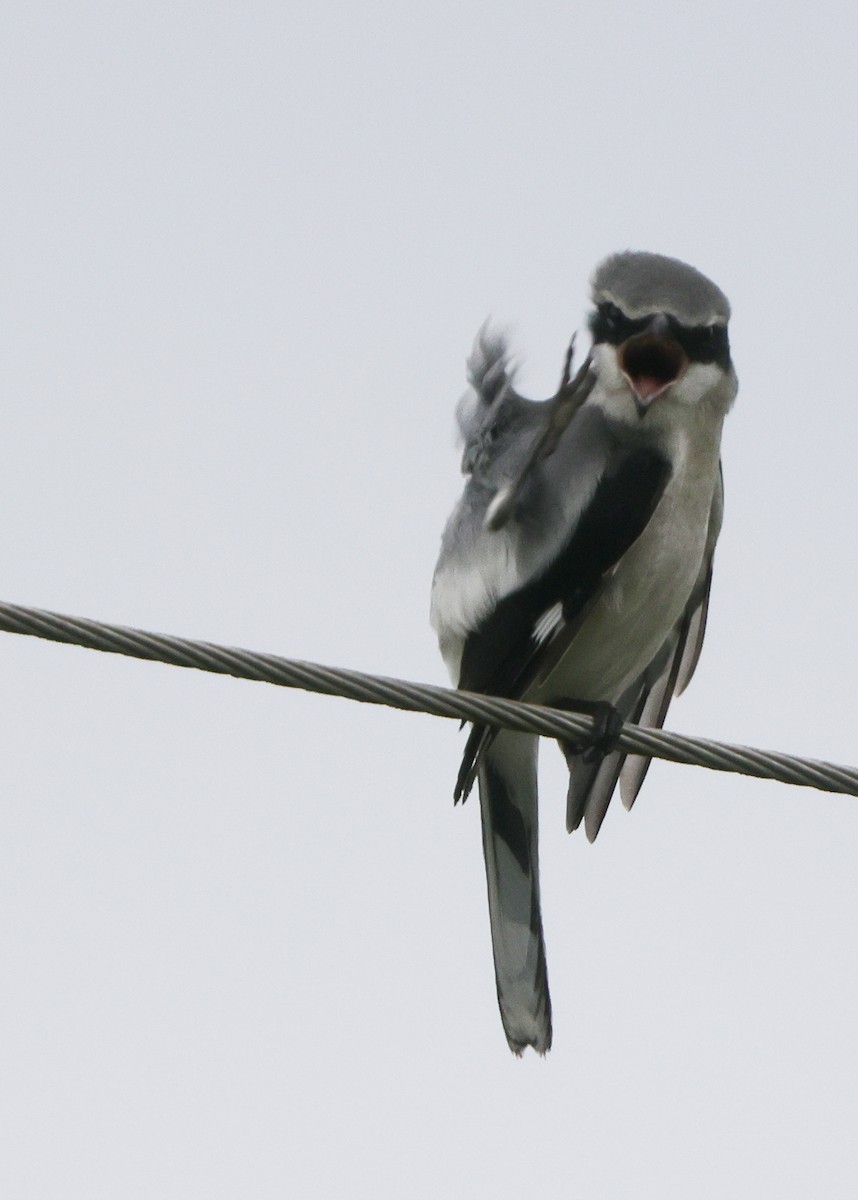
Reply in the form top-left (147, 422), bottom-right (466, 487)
top-left (530, 432), bottom-right (721, 705)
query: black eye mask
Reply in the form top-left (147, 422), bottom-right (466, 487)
top-left (589, 302), bottom-right (730, 369)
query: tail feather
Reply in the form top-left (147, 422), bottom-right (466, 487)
top-left (561, 682), bottom-right (647, 840)
top-left (583, 750), bottom-right (628, 842)
top-left (478, 730), bottom-right (552, 1054)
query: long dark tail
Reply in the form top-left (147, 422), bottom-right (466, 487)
top-left (478, 730), bottom-right (552, 1054)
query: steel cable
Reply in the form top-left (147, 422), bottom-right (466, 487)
top-left (0, 600), bottom-right (855, 797)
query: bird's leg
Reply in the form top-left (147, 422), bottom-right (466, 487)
top-left (552, 699), bottom-right (624, 762)
top-left (557, 331), bottom-right (576, 393)
top-left (483, 349), bottom-right (596, 532)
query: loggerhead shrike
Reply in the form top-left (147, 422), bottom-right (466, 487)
top-left (431, 251), bottom-right (737, 1055)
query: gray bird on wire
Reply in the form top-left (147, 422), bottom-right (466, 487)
top-left (431, 251), bottom-right (737, 1054)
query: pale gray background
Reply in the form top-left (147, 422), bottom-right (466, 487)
top-left (2, 3), bottom-right (857, 1196)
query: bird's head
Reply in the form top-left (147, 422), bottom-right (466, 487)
top-left (587, 251), bottom-right (737, 423)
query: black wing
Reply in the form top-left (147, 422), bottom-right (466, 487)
top-left (455, 446), bottom-right (672, 800)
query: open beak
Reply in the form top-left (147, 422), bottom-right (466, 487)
top-left (619, 331), bottom-right (688, 414)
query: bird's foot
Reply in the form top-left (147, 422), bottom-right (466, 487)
top-left (553, 699), bottom-right (624, 763)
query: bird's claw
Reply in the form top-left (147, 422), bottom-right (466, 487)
top-left (554, 699), bottom-right (624, 762)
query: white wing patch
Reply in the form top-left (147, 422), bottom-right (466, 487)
top-left (431, 528), bottom-right (521, 641)
top-left (430, 521), bottom-right (525, 683)
top-left (532, 601), bottom-right (564, 645)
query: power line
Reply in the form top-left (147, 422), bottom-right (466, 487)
top-left (0, 599), bottom-right (855, 798)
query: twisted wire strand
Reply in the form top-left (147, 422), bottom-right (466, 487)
top-left (0, 600), bottom-right (856, 797)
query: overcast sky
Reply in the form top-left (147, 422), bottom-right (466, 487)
top-left (2, 3), bottom-right (858, 1197)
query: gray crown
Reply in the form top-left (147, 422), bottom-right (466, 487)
top-left (591, 250), bottom-right (731, 326)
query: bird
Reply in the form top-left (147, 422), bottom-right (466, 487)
top-left (430, 250), bottom-right (737, 1055)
